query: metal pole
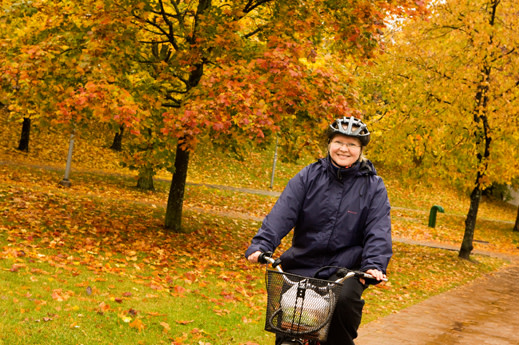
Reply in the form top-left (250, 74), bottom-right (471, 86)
top-left (428, 205), bottom-right (445, 228)
top-left (270, 135), bottom-right (279, 189)
top-left (59, 132), bottom-right (75, 187)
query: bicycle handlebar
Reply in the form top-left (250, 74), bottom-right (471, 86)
top-left (257, 252), bottom-right (388, 282)
top-left (258, 252), bottom-right (283, 272)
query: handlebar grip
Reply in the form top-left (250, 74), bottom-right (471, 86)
top-left (258, 251), bottom-right (273, 264)
top-left (359, 272), bottom-right (388, 282)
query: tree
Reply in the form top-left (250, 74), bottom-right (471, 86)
top-left (514, 207), bottom-right (519, 232)
top-left (2, 0), bottom-right (427, 232)
top-left (17, 117), bottom-right (31, 152)
top-left (132, 0), bottom-right (428, 231)
top-left (357, 0), bottom-right (519, 258)
top-left (110, 125), bottom-right (125, 152)
top-left (0, 0), bottom-right (143, 152)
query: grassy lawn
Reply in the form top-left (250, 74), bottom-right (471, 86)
top-left (1, 122), bottom-right (518, 344)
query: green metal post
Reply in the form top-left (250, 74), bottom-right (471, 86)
top-left (428, 205), bottom-right (445, 228)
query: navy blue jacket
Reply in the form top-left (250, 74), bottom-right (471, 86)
top-left (245, 156), bottom-right (392, 279)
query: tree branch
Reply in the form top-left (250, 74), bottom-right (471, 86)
top-left (244, 0), bottom-right (273, 14)
top-left (244, 26), bottom-right (264, 39)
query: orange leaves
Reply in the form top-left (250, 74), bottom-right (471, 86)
top-left (212, 307), bottom-right (231, 316)
top-left (160, 321), bottom-right (171, 333)
top-left (9, 264), bottom-right (25, 272)
top-left (97, 302), bottom-right (111, 314)
top-left (56, 82), bottom-right (142, 130)
top-left (183, 271), bottom-right (197, 284)
top-left (171, 285), bottom-right (187, 297)
top-left (129, 318), bottom-right (145, 331)
top-left (175, 319), bottom-right (194, 325)
top-left (51, 289), bottom-right (74, 302)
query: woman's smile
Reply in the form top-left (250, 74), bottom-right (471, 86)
top-left (329, 134), bottom-right (362, 168)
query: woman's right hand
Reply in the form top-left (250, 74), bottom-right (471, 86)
top-left (247, 251), bottom-right (262, 263)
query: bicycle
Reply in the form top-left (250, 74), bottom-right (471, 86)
top-left (258, 252), bottom-right (384, 345)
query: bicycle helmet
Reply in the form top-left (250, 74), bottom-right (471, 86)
top-left (328, 116), bottom-right (370, 146)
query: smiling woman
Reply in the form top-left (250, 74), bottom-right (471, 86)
top-left (246, 116), bottom-right (392, 345)
top-left (327, 116), bottom-right (370, 169)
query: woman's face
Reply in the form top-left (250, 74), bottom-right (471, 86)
top-left (328, 134), bottom-right (362, 168)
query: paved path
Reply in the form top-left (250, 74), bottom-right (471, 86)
top-left (356, 260), bottom-right (519, 345)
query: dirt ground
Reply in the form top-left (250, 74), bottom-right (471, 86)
top-left (356, 257), bottom-right (519, 345)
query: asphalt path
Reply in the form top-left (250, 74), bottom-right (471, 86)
top-left (356, 260), bottom-right (519, 345)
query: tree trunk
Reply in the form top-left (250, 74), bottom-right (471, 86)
top-left (136, 166), bottom-right (155, 191)
top-left (17, 117), bottom-right (31, 152)
top-left (514, 206), bottom-right (519, 232)
top-left (459, 186), bottom-right (482, 259)
top-left (110, 125), bottom-right (124, 151)
top-left (164, 141), bottom-right (190, 232)
top-left (458, 24), bottom-right (493, 256)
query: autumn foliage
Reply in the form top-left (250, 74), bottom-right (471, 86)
top-left (355, 0), bottom-right (519, 257)
top-left (1, 0), bottom-right (429, 231)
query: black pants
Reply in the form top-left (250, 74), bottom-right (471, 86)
top-left (325, 277), bottom-right (367, 344)
top-left (276, 277), bottom-right (367, 345)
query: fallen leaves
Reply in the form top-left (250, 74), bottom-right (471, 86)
top-left (97, 301), bottom-right (111, 314)
top-left (9, 264), bottom-right (24, 272)
top-left (35, 315), bottom-right (57, 322)
top-left (1, 182), bottom-right (263, 343)
top-left (159, 321), bottom-right (171, 333)
top-left (171, 285), bottom-right (187, 296)
top-left (51, 288), bottom-right (74, 302)
top-left (175, 319), bottom-right (194, 325)
top-left (129, 318), bottom-right (145, 331)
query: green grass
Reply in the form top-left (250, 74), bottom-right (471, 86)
top-left (0, 256), bottom-right (269, 345)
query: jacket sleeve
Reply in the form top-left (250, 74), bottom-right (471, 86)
top-left (361, 176), bottom-right (392, 274)
top-left (244, 168), bottom-right (308, 258)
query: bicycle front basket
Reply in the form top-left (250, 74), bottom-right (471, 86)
top-left (264, 269), bottom-right (343, 342)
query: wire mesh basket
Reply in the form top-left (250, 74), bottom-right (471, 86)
top-left (264, 269), bottom-right (343, 342)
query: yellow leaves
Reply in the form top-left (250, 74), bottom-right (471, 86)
top-left (119, 313), bottom-right (132, 323)
top-left (116, 308), bottom-right (147, 331)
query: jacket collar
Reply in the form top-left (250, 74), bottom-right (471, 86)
top-left (323, 155), bottom-right (375, 180)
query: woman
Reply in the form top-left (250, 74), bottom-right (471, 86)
top-left (245, 116), bottom-right (392, 345)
